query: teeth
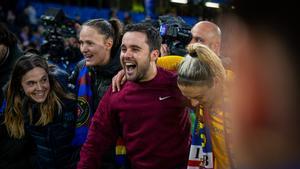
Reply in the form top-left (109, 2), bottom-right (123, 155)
top-left (125, 63), bottom-right (135, 66)
top-left (35, 93), bottom-right (44, 96)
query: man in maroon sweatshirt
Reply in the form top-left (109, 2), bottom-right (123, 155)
top-left (77, 23), bottom-right (191, 169)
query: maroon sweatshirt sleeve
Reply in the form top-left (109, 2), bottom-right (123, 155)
top-left (77, 87), bottom-right (118, 169)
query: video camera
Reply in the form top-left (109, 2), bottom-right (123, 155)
top-left (40, 8), bottom-right (81, 68)
top-left (158, 15), bottom-right (192, 56)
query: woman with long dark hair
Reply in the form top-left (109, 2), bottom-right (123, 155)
top-left (4, 52), bottom-right (77, 169)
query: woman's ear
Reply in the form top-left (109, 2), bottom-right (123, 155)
top-left (105, 38), bottom-right (113, 50)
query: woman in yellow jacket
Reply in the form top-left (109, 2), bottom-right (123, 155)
top-left (175, 43), bottom-right (233, 169)
top-left (155, 43), bottom-right (233, 169)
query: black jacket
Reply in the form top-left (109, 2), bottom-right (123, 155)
top-left (0, 90), bottom-right (35, 169)
top-left (24, 66), bottom-right (77, 169)
top-left (0, 126), bottom-right (35, 169)
top-left (24, 98), bottom-right (77, 169)
top-left (70, 49), bottom-right (122, 112)
top-left (0, 64), bottom-right (78, 169)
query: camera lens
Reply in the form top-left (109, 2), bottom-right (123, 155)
top-left (159, 24), bottom-right (167, 36)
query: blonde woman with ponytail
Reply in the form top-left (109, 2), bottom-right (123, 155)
top-left (177, 43), bottom-right (233, 169)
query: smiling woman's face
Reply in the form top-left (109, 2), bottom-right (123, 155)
top-left (21, 67), bottom-right (50, 103)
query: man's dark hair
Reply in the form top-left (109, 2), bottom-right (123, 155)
top-left (124, 23), bottom-right (162, 52)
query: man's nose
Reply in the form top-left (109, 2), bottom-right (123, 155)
top-left (122, 50), bottom-right (133, 59)
top-left (80, 43), bottom-right (88, 53)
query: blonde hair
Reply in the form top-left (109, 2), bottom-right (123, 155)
top-left (177, 43), bottom-right (226, 87)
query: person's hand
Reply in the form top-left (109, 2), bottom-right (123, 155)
top-left (112, 69), bottom-right (126, 92)
top-left (160, 44), bottom-right (170, 57)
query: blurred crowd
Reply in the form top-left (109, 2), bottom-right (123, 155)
top-left (0, 3), bottom-right (44, 51)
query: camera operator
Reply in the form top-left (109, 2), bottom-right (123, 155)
top-left (157, 19), bottom-right (234, 82)
top-left (157, 17), bottom-right (227, 63)
top-left (157, 15), bottom-right (192, 57)
top-left (191, 21), bottom-right (232, 70)
top-left (138, 16), bottom-right (192, 72)
top-left (40, 9), bottom-right (83, 74)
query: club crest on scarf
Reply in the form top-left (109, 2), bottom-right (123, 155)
top-left (72, 66), bottom-right (93, 146)
top-left (76, 97), bottom-right (90, 127)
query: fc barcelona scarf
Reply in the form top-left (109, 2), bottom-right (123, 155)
top-left (188, 107), bottom-right (214, 169)
top-left (71, 65), bottom-right (93, 146)
top-left (115, 137), bottom-right (127, 167)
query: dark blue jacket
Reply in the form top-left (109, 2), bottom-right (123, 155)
top-left (24, 98), bottom-right (77, 169)
top-left (1, 64), bottom-right (78, 169)
top-left (25, 67), bottom-right (77, 169)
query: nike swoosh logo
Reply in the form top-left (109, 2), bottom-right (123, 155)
top-left (159, 96), bottom-right (171, 101)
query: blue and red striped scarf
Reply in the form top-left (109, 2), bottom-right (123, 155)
top-left (188, 107), bottom-right (214, 169)
top-left (72, 65), bottom-right (94, 146)
top-left (70, 64), bottom-right (129, 168)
